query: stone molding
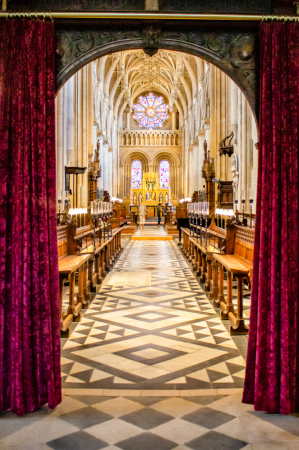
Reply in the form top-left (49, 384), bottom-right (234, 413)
top-left (55, 24), bottom-right (258, 119)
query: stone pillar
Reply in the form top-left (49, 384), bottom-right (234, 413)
top-left (102, 139), bottom-right (109, 192)
top-left (198, 130), bottom-right (205, 190)
top-left (188, 146), bottom-right (194, 196)
top-left (66, 76), bottom-right (74, 167)
top-left (172, 108), bottom-right (177, 130)
top-left (97, 133), bottom-right (104, 194)
top-left (241, 95), bottom-right (248, 205)
top-left (126, 111), bottom-right (130, 130)
top-left (108, 145), bottom-right (113, 196)
top-left (56, 87), bottom-right (64, 209)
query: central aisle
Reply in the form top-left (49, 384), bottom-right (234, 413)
top-left (4, 240), bottom-right (299, 450)
top-left (62, 240), bottom-right (246, 392)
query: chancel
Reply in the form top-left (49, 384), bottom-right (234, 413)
top-left (1, 0), bottom-right (299, 448)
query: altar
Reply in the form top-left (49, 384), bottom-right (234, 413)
top-left (131, 172), bottom-right (169, 215)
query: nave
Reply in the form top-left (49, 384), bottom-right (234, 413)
top-left (1, 237), bottom-right (299, 450)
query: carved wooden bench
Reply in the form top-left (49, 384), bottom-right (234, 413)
top-left (213, 225), bottom-right (254, 335)
top-left (58, 225), bottom-right (91, 337)
top-left (190, 237), bottom-right (221, 293)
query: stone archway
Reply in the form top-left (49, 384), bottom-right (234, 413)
top-left (55, 22), bottom-right (258, 120)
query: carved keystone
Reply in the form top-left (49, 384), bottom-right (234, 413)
top-left (143, 26), bottom-right (160, 57)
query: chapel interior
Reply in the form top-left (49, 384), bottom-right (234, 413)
top-left (1, 0), bottom-right (299, 448)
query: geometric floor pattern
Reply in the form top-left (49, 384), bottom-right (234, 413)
top-left (45, 395), bottom-right (249, 450)
top-left (61, 239), bottom-right (246, 391)
top-left (2, 235), bottom-right (299, 449)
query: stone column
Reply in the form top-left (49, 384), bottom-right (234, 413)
top-left (188, 146), bottom-right (194, 196)
top-left (172, 108), bottom-right (177, 130)
top-left (126, 110), bottom-right (130, 130)
top-left (97, 133), bottom-right (104, 194)
top-left (189, 139), bottom-right (199, 192)
top-left (108, 145), bottom-right (113, 196)
top-left (198, 130), bottom-right (205, 191)
top-left (241, 92), bottom-right (248, 204)
top-left (102, 139), bottom-right (109, 192)
top-left (56, 87), bottom-right (64, 209)
top-left (66, 76), bottom-right (74, 168)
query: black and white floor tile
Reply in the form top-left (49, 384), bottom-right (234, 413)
top-left (61, 240), bottom-right (246, 391)
top-left (2, 235), bottom-right (299, 450)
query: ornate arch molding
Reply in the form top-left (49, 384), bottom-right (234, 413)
top-left (55, 24), bottom-right (258, 120)
top-left (120, 149), bottom-right (150, 171)
top-left (152, 150), bottom-right (181, 171)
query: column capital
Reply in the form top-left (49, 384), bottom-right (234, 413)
top-left (197, 129), bottom-right (205, 139)
top-left (190, 138), bottom-right (199, 147)
top-left (203, 118), bottom-right (210, 129)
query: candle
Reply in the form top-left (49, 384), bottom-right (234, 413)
top-left (242, 189), bottom-right (245, 201)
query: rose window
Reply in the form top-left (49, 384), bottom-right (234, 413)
top-left (132, 93), bottom-right (169, 130)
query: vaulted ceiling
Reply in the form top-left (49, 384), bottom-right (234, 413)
top-left (94, 49), bottom-right (207, 123)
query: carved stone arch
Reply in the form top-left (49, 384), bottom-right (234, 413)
top-left (120, 149), bottom-right (150, 172)
top-left (55, 25), bottom-right (258, 122)
top-left (152, 150), bottom-right (182, 200)
top-left (152, 151), bottom-right (181, 173)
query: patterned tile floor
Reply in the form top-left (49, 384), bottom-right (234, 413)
top-left (1, 234), bottom-right (299, 450)
top-left (61, 239), bottom-right (246, 391)
top-left (133, 226), bottom-right (169, 237)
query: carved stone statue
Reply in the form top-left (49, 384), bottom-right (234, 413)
top-left (203, 140), bottom-right (208, 161)
top-left (138, 192), bottom-right (143, 204)
top-left (231, 154), bottom-right (239, 192)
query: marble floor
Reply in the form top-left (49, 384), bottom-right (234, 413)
top-left (1, 237), bottom-right (299, 450)
top-left (133, 226), bottom-right (170, 238)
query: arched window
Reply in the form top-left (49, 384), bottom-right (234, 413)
top-left (159, 160), bottom-right (170, 189)
top-left (131, 160), bottom-right (142, 189)
top-left (132, 93), bottom-right (169, 130)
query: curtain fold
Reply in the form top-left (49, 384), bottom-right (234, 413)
top-left (243, 22), bottom-right (299, 414)
top-left (0, 20), bottom-right (61, 416)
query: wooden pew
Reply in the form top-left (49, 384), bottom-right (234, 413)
top-left (58, 215), bottom-right (123, 336)
top-left (181, 220), bottom-right (254, 335)
top-left (182, 223), bottom-right (222, 291)
top-left (57, 223), bottom-right (91, 337)
top-left (112, 202), bottom-right (127, 229)
top-left (213, 224), bottom-right (254, 335)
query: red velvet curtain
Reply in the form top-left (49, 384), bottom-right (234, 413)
top-left (0, 20), bottom-right (61, 415)
top-left (243, 22), bottom-right (299, 414)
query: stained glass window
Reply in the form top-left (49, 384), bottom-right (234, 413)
top-left (159, 160), bottom-right (170, 189)
top-left (132, 93), bottom-right (169, 130)
top-left (132, 160), bottom-right (142, 189)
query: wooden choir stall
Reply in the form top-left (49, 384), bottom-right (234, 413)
top-left (57, 200), bottom-right (122, 337)
top-left (181, 204), bottom-right (254, 335)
